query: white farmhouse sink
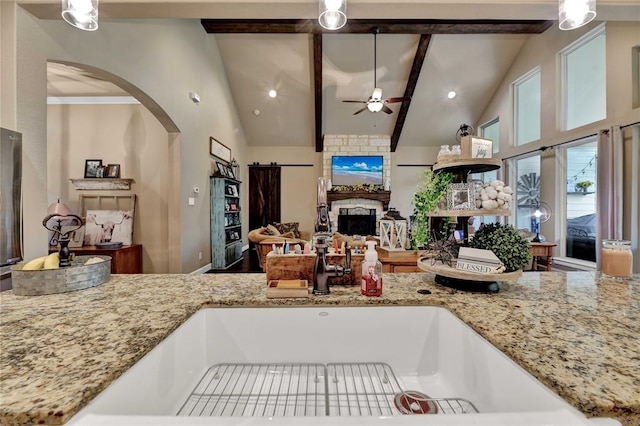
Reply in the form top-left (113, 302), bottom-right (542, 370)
top-left (71, 306), bottom-right (617, 425)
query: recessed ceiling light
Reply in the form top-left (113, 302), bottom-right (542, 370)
top-left (253, 109), bottom-right (261, 116)
top-left (447, 91), bottom-right (457, 99)
top-left (268, 90), bottom-right (277, 98)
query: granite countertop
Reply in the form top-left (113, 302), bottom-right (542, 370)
top-left (1, 271), bottom-right (639, 425)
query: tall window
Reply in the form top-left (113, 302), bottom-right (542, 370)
top-left (514, 155), bottom-right (541, 232)
top-left (513, 68), bottom-right (541, 146)
top-left (560, 24), bottom-right (606, 130)
top-left (564, 138), bottom-right (597, 262)
top-left (480, 118), bottom-right (500, 155)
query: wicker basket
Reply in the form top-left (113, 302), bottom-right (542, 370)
top-left (11, 255), bottom-right (111, 296)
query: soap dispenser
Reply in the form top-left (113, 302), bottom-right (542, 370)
top-left (361, 241), bottom-right (382, 297)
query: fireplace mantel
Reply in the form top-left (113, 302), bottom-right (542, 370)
top-left (327, 190), bottom-right (391, 210)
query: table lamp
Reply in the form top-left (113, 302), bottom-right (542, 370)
top-left (43, 200), bottom-right (84, 267)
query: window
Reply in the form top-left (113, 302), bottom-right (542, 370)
top-left (480, 118), bottom-right (500, 154)
top-left (564, 138), bottom-right (597, 262)
top-left (560, 24), bottom-right (606, 130)
top-left (514, 155), bottom-right (541, 232)
top-left (513, 68), bottom-right (541, 146)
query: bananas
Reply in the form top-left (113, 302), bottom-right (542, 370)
top-left (43, 252), bottom-right (60, 270)
top-left (21, 253), bottom-right (60, 271)
top-left (21, 256), bottom-right (48, 271)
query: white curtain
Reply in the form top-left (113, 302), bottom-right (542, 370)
top-left (596, 126), bottom-right (624, 269)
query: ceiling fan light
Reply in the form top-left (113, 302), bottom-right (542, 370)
top-left (559, 0), bottom-right (596, 30)
top-left (319, 0), bottom-right (347, 30)
top-left (367, 101), bottom-right (383, 113)
top-left (61, 0), bottom-right (98, 31)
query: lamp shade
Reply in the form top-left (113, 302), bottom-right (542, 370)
top-left (559, 0), bottom-right (596, 30)
top-left (318, 0), bottom-right (347, 30)
top-left (61, 0), bottom-right (99, 31)
top-left (46, 201), bottom-right (72, 217)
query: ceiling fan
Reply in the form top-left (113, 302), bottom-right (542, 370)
top-left (342, 28), bottom-right (411, 115)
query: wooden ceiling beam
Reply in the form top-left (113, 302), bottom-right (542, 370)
top-left (201, 19), bottom-right (553, 34)
top-left (391, 34), bottom-right (432, 152)
top-left (313, 33), bottom-right (324, 153)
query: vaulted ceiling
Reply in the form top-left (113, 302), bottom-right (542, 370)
top-left (38, 0), bottom-right (638, 152)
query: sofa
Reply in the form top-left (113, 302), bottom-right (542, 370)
top-left (248, 222), bottom-right (312, 270)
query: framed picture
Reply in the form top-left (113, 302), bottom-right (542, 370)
top-left (95, 166), bottom-right (106, 178)
top-left (447, 183), bottom-right (475, 210)
top-left (84, 210), bottom-right (134, 246)
top-left (216, 161), bottom-right (228, 177)
top-left (226, 165), bottom-right (236, 180)
top-left (210, 137), bottom-right (231, 163)
top-left (84, 159), bottom-right (103, 178)
top-left (106, 164), bottom-right (121, 178)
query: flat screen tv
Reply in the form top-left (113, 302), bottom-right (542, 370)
top-left (331, 155), bottom-right (383, 186)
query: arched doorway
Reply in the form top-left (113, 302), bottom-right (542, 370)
top-left (46, 61), bottom-right (180, 273)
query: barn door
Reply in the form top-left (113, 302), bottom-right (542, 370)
top-left (248, 166), bottom-right (281, 230)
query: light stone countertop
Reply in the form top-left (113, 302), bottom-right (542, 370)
top-left (0, 272), bottom-right (639, 425)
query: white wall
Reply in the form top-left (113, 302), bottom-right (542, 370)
top-left (14, 11), bottom-right (248, 272)
top-left (246, 146), bottom-right (321, 234)
top-left (47, 103), bottom-right (171, 273)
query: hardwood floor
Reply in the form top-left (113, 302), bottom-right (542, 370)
top-left (206, 248), bottom-right (263, 273)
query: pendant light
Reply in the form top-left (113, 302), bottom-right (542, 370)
top-left (318, 0), bottom-right (347, 31)
top-left (62, 0), bottom-right (99, 31)
top-left (559, 0), bottom-right (596, 31)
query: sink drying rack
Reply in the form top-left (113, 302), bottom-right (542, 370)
top-left (177, 362), bottom-right (478, 417)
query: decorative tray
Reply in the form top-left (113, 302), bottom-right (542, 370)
top-left (95, 242), bottom-right (123, 249)
top-left (11, 255), bottom-right (111, 296)
top-left (417, 257), bottom-right (522, 282)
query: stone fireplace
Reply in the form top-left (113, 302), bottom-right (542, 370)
top-left (337, 207), bottom-right (377, 236)
top-left (323, 135), bottom-right (391, 236)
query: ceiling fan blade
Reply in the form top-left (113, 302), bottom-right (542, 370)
top-left (385, 96), bottom-right (411, 104)
top-left (382, 105), bottom-right (393, 114)
top-left (342, 100), bottom-right (366, 103)
top-left (353, 106), bottom-right (369, 115)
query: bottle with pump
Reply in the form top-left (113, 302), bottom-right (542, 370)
top-left (361, 241), bottom-right (383, 297)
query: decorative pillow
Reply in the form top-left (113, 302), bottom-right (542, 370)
top-left (273, 222), bottom-right (300, 238)
top-left (265, 224), bottom-right (281, 236)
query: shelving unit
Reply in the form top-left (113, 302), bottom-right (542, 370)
top-left (423, 158), bottom-right (517, 292)
top-left (210, 176), bottom-right (243, 269)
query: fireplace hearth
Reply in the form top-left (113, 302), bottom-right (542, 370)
top-left (338, 207), bottom-right (377, 236)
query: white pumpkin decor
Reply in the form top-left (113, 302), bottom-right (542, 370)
top-left (475, 180), bottom-right (513, 210)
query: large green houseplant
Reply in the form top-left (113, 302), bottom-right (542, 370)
top-left (411, 169), bottom-right (454, 249)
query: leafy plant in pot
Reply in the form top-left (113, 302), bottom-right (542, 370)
top-left (575, 180), bottom-right (594, 192)
top-left (469, 223), bottom-right (532, 272)
top-left (411, 170), bottom-right (454, 249)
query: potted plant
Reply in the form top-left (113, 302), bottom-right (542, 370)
top-left (575, 180), bottom-right (594, 193)
top-left (410, 170), bottom-right (454, 249)
top-left (469, 223), bottom-right (532, 272)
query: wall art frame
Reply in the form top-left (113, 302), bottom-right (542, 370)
top-left (447, 183), bottom-right (475, 210)
top-left (210, 137), bottom-right (231, 163)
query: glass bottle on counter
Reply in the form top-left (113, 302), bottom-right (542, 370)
top-left (361, 241), bottom-right (382, 297)
top-left (601, 239), bottom-right (633, 279)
